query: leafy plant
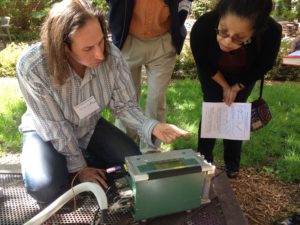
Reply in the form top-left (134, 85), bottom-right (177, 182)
top-left (190, 0), bottom-right (216, 19)
top-left (267, 39), bottom-right (300, 81)
top-left (0, 0), bottom-right (57, 41)
top-left (0, 42), bottom-right (29, 77)
top-left (174, 42), bottom-right (197, 79)
top-left (92, 0), bottom-right (109, 15)
top-left (273, 0), bottom-right (299, 21)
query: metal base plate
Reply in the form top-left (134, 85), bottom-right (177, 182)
top-left (0, 173), bottom-right (227, 225)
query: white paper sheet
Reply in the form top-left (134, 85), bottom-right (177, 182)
top-left (201, 102), bottom-right (251, 140)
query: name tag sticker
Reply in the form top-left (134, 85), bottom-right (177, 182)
top-left (74, 96), bottom-right (99, 119)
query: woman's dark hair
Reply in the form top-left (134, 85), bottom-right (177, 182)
top-left (215, 0), bottom-right (273, 34)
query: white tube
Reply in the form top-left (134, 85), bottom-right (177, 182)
top-left (24, 182), bottom-right (108, 225)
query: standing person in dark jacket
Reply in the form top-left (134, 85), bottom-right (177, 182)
top-left (190, 0), bottom-right (282, 178)
top-left (106, 0), bottom-right (192, 153)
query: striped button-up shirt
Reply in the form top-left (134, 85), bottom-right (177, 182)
top-left (16, 42), bottom-right (158, 173)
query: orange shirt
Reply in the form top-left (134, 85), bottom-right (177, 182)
top-left (129, 0), bottom-right (171, 39)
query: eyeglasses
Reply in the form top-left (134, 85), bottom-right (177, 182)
top-left (215, 28), bottom-right (252, 46)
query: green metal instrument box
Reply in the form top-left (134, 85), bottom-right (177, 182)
top-left (125, 149), bottom-right (215, 221)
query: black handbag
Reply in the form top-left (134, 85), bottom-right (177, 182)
top-left (250, 77), bottom-right (272, 131)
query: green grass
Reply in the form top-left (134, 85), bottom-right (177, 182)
top-left (246, 82), bottom-right (300, 183)
top-left (0, 78), bottom-right (299, 183)
top-left (0, 78), bottom-right (26, 155)
top-left (147, 80), bottom-right (300, 183)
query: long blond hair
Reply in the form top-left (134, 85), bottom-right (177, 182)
top-left (41, 0), bottom-right (110, 85)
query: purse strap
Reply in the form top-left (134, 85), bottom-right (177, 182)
top-left (259, 76), bottom-right (264, 99)
top-left (256, 35), bottom-right (264, 100)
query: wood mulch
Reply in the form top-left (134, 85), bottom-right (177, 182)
top-left (229, 167), bottom-right (300, 225)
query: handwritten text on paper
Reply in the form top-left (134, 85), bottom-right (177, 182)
top-left (201, 102), bottom-right (251, 140)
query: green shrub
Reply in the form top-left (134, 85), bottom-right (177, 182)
top-left (273, 0), bottom-right (300, 21)
top-left (0, 0), bottom-right (57, 41)
top-left (92, 0), bottom-right (109, 15)
top-left (0, 0), bottom-right (109, 41)
top-left (267, 39), bottom-right (300, 81)
top-left (173, 42), bottom-right (197, 79)
top-left (0, 42), bottom-right (29, 77)
top-left (190, 0), bottom-right (216, 19)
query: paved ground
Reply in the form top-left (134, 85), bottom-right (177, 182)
top-left (0, 153), bottom-right (21, 173)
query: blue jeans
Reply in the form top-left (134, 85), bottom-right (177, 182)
top-left (21, 118), bottom-right (140, 204)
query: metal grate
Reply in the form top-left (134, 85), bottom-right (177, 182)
top-left (0, 173), bottom-right (227, 225)
top-left (0, 173), bottom-right (132, 225)
top-left (0, 173), bottom-right (40, 225)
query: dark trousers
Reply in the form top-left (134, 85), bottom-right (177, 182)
top-left (21, 118), bottom-right (140, 204)
top-left (198, 74), bottom-right (256, 172)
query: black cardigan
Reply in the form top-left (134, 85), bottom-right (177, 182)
top-left (190, 10), bottom-right (282, 86)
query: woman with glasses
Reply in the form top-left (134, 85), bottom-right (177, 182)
top-left (190, 0), bottom-right (281, 178)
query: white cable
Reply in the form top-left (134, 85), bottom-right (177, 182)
top-left (24, 182), bottom-right (108, 225)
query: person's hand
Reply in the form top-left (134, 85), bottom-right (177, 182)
top-left (152, 123), bottom-right (189, 144)
top-left (290, 35), bottom-right (300, 52)
top-left (77, 167), bottom-right (108, 189)
top-left (223, 84), bottom-right (241, 106)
